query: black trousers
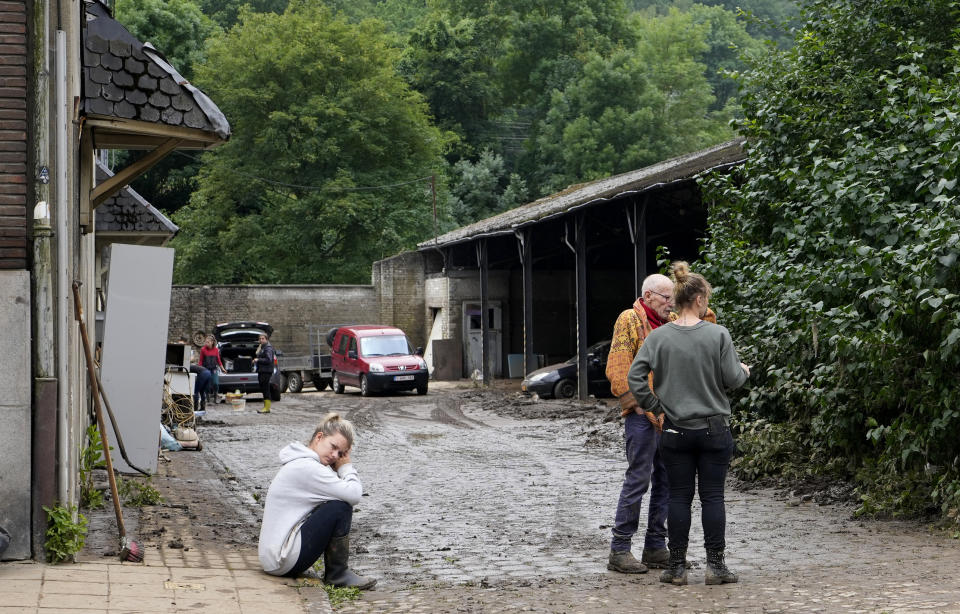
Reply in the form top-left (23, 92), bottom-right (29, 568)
top-left (258, 371), bottom-right (272, 401)
top-left (285, 500), bottom-right (353, 577)
top-left (659, 418), bottom-right (734, 551)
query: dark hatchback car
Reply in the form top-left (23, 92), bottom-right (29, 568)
top-left (521, 340), bottom-right (612, 399)
top-left (214, 321), bottom-right (276, 393)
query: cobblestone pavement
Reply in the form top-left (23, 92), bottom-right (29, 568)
top-left (195, 384), bottom-right (960, 613)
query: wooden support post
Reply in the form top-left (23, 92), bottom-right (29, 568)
top-left (575, 214), bottom-right (588, 400)
top-left (627, 198), bottom-right (648, 298)
top-left (90, 138), bottom-right (182, 209)
top-left (478, 239), bottom-right (490, 385)
top-left (517, 229), bottom-right (535, 375)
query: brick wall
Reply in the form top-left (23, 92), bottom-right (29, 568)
top-left (168, 285), bottom-right (379, 355)
top-left (0, 1), bottom-right (28, 269)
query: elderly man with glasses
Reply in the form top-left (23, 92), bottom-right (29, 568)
top-left (605, 273), bottom-right (716, 574)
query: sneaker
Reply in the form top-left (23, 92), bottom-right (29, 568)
top-left (607, 550), bottom-right (648, 574)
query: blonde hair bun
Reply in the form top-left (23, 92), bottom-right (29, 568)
top-left (671, 260), bottom-right (691, 283)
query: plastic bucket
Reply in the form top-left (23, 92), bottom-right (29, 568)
top-left (228, 396), bottom-right (245, 411)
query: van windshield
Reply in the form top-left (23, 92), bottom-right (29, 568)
top-left (360, 335), bottom-right (411, 357)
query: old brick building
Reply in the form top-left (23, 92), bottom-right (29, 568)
top-left (0, 1), bottom-right (27, 269)
top-left (0, 0), bottom-right (228, 561)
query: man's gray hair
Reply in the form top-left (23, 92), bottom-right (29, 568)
top-left (641, 273), bottom-right (672, 295)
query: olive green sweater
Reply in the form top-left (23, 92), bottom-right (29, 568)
top-left (627, 321), bottom-right (748, 429)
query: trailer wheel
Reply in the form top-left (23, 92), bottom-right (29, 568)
top-left (279, 374), bottom-right (288, 393)
top-left (286, 371), bottom-right (303, 393)
top-left (312, 375), bottom-right (329, 391)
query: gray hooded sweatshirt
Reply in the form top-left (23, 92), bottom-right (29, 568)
top-left (258, 442), bottom-right (363, 575)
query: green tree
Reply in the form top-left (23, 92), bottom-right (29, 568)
top-left (114, 0), bottom-right (218, 79)
top-left (447, 149), bottom-right (527, 225)
top-left (399, 13), bottom-right (505, 159)
top-left (171, 4), bottom-right (452, 284)
top-left (701, 0), bottom-right (960, 521)
top-left (528, 10), bottom-right (732, 194)
top-left (199, 0), bottom-right (289, 30)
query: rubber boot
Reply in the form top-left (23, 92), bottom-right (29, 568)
top-left (659, 547), bottom-right (688, 585)
top-left (607, 550), bottom-right (647, 574)
top-left (323, 534), bottom-right (377, 590)
top-left (705, 549), bottom-right (738, 585)
top-left (641, 547), bottom-right (670, 569)
top-left (258, 399), bottom-right (271, 414)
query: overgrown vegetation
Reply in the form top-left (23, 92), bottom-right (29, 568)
top-left (43, 504), bottom-right (88, 563)
top-left (79, 424), bottom-right (106, 510)
top-left (118, 477), bottom-right (164, 507)
top-left (323, 584), bottom-right (361, 607)
top-left (702, 0), bottom-right (960, 525)
top-left (111, 0), bottom-right (797, 283)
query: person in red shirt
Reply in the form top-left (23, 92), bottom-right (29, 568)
top-left (199, 334), bottom-right (226, 404)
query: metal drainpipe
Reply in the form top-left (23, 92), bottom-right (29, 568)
top-left (55, 29), bottom-right (69, 504)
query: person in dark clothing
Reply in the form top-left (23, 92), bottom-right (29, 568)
top-left (628, 261), bottom-right (750, 586)
top-left (256, 333), bottom-right (276, 414)
top-left (190, 362), bottom-right (212, 414)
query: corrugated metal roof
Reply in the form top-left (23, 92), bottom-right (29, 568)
top-left (419, 138), bottom-right (745, 249)
top-left (94, 162), bottom-right (179, 235)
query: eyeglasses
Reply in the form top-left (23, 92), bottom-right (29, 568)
top-left (649, 290), bottom-right (673, 302)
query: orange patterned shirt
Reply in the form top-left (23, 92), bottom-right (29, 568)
top-left (606, 299), bottom-right (717, 416)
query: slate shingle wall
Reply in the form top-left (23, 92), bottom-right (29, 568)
top-left (0, 0), bottom-right (27, 270)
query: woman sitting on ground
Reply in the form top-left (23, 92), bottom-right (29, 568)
top-left (628, 261), bottom-right (750, 586)
top-left (258, 412), bottom-right (376, 589)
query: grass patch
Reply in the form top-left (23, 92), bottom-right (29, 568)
top-left (324, 584), bottom-right (361, 607)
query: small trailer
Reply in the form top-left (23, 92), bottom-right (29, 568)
top-left (277, 324), bottom-right (333, 393)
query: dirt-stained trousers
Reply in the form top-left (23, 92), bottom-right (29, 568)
top-left (611, 411), bottom-right (669, 552)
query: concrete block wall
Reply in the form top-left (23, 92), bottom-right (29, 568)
top-left (0, 1), bottom-right (28, 270)
top-left (169, 285), bottom-right (378, 355)
top-left (0, 271), bottom-right (30, 559)
top-left (372, 251), bottom-right (427, 349)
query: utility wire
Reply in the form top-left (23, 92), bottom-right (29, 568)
top-left (174, 151), bottom-right (434, 193)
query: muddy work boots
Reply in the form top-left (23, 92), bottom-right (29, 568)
top-left (659, 548), bottom-right (688, 585)
top-left (705, 548), bottom-right (738, 585)
top-left (640, 547), bottom-right (670, 569)
top-left (323, 534), bottom-right (377, 590)
top-left (607, 550), bottom-right (648, 574)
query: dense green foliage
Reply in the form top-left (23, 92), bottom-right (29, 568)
top-left (170, 4), bottom-right (451, 283)
top-left (110, 0), bottom-right (795, 283)
top-left (702, 0), bottom-right (960, 523)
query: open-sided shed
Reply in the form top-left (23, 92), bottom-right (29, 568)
top-left (411, 139), bottom-right (746, 397)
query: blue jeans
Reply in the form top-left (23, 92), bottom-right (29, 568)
top-left (285, 500), bottom-right (353, 577)
top-left (611, 411), bottom-right (669, 552)
top-left (660, 418), bottom-right (734, 551)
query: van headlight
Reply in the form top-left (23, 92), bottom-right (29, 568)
top-left (369, 362), bottom-right (385, 373)
top-left (417, 358), bottom-right (426, 370)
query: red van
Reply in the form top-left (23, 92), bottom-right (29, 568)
top-left (328, 325), bottom-right (428, 396)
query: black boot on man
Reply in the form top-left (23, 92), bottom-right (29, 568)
top-left (659, 547), bottom-right (688, 585)
top-left (323, 534), bottom-right (377, 590)
top-left (704, 548), bottom-right (738, 585)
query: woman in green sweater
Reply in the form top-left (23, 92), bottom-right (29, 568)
top-left (627, 261), bottom-right (750, 586)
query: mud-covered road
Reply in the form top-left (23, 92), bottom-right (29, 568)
top-left (193, 384), bottom-right (960, 613)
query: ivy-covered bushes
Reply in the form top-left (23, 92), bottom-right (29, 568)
top-left (702, 0), bottom-right (960, 524)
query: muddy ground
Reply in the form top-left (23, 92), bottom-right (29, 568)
top-left (83, 382), bottom-right (960, 613)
